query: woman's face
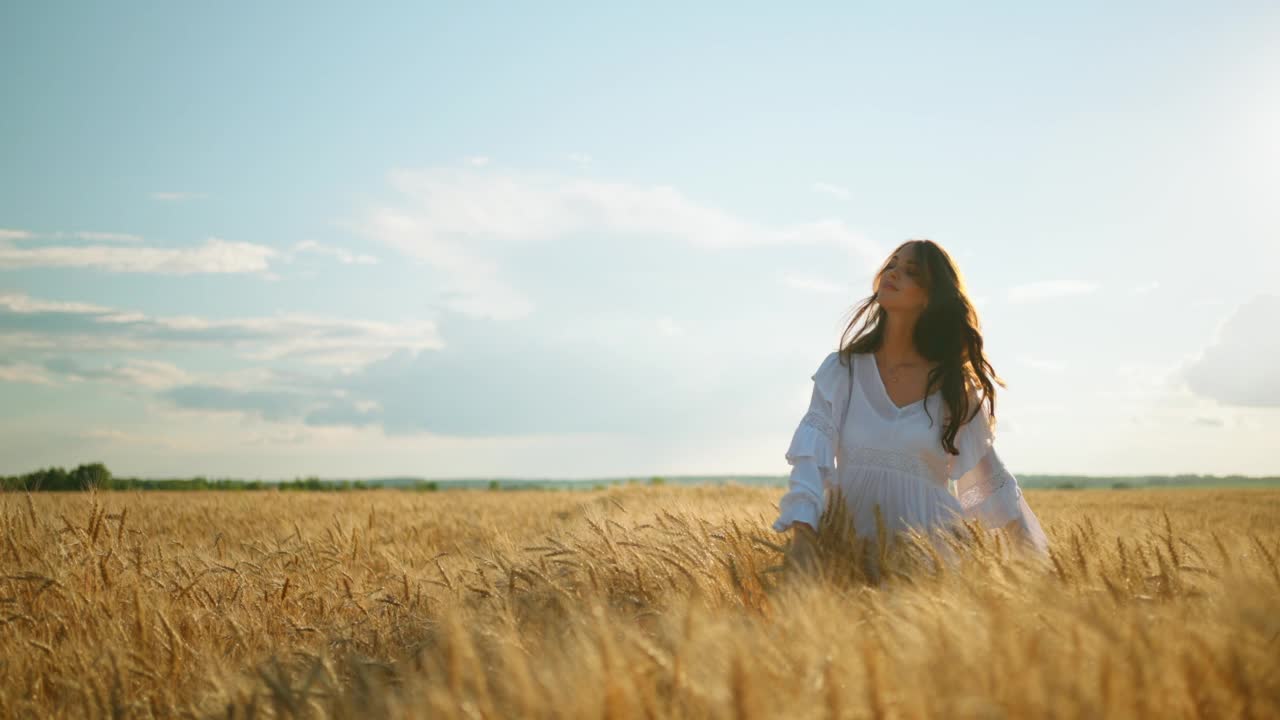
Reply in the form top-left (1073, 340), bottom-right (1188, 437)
top-left (875, 244), bottom-right (929, 312)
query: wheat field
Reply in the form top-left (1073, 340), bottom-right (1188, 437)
top-left (1, 486), bottom-right (1277, 718)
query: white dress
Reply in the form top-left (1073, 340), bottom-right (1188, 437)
top-left (772, 350), bottom-right (1050, 560)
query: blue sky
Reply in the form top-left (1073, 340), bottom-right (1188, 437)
top-left (1, 2), bottom-right (1277, 479)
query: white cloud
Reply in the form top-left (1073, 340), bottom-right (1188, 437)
top-left (1129, 281), bottom-right (1160, 295)
top-left (0, 229), bottom-right (33, 241)
top-left (464, 156), bottom-right (490, 167)
top-left (358, 208), bottom-right (535, 321)
top-left (0, 237), bottom-right (276, 274)
top-left (0, 293), bottom-right (114, 314)
top-left (289, 240), bottom-right (378, 265)
top-left (0, 291), bottom-right (442, 369)
top-left (355, 166), bottom-right (881, 321)
top-left (569, 152), bottom-right (592, 167)
top-left (150, 192), bottom-right (208, 201)
top-left (39, 357), bottom-right (193, 389)
top-left (1006, 280), bottom-right (1099, 303)
top-left (0, 361), bottom-right (57, 385)
top-left (105, 360), bottom-right (193, 389)
top-left (377, 167), bottom-right (880, 251)
top-left (812, 181), bottom-right (851, 199)
top-left (1181, 293), bottom-right (1280, 407)
top-left (103, 301), bottom-right (771, 438)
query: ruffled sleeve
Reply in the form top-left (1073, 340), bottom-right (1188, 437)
top-left (772, 351), bottom-right (850, 533)
top-left (950, 396), bottom-right (1050, 556)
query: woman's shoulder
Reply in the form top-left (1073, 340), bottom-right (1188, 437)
top-left (816, 348), bottom-right (855, 369)
top-left (810, 349), bottom-right (853, 401)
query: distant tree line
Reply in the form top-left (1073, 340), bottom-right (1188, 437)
top-left (1, 464), bottom-right (686, 493)
top-left (0, 463), bottom-right (442, 492)
top-left (16, 463), bottom-right (1264, 494)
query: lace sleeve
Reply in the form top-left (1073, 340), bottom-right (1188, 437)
top-left (950, 398), bottom-right (1049, 556)
top-left (771, 352), bottom-right (847, 532)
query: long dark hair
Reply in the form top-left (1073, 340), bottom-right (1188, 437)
top-left (834, 239), bottom-right (1005, 457)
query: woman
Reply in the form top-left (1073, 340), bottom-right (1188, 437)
top-left (773, 239), bottom-right (1050, 578)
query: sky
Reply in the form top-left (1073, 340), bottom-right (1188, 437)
top-left (1, 2), bottom-right (1277, 480)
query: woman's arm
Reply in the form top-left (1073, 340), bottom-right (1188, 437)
top-left (771, 352), bottom-right (845, 534)
top-left (950, 409), bottom-right (1050, 556)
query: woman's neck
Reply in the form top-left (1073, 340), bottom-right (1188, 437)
top-left (879, 314), bottom-right (923, 364)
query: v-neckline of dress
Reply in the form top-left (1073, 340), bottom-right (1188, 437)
top-left (866, 351), bottom-right (940, 417)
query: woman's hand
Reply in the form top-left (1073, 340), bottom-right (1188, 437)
top-left (784, 521), bottom-right (820, 576)
top-left (1001, 517), bottom-right (1030, 547)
